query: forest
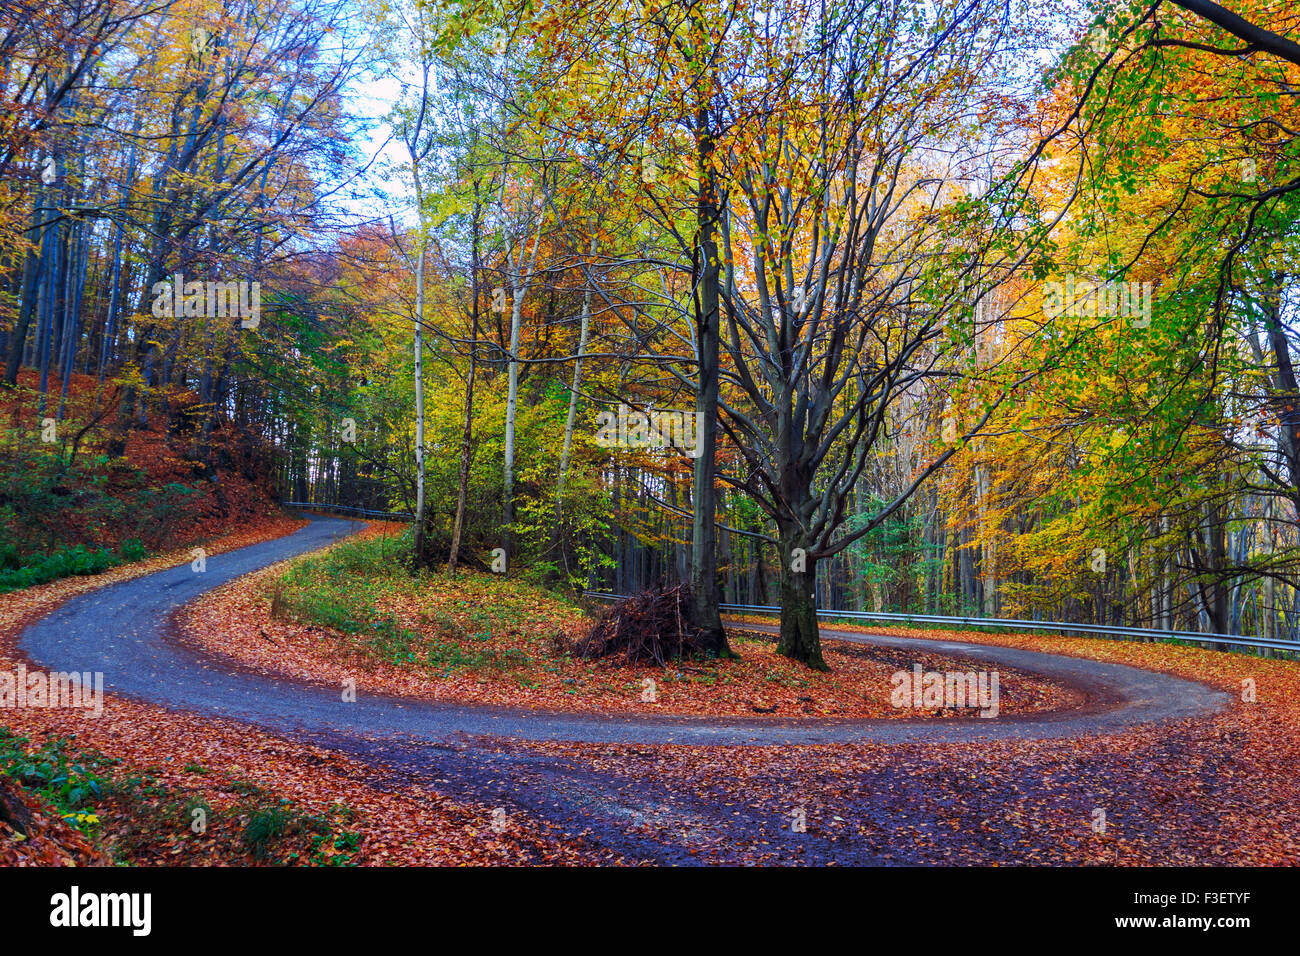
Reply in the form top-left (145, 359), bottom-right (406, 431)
top-left (3, 0), bottom-right (1300, 670)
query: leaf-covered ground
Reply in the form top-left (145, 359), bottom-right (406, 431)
top-left (0, 518), bottom-right (603, 866)
top-left (0, 765), bottom-right (108, 866)
top-left (487, 626), bottom-right (1300, 864)
top-left (8, 518), bottom-right (1298, 866)
top-left (175, 529), bottom-right (1079, 719)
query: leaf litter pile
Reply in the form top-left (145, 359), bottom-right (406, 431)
top-left (574, 585), bottom-right (705, 665)
top-left (177, 534), bottom-right (1077, 719)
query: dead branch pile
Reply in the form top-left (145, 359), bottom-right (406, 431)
top-left (573, 585), bottom-right (704, 666)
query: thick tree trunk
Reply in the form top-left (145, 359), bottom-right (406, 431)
top-left (959, 525), bottom-right (975, 612)
top-left (777, 536), bottom-right (826, 670)
top-left (1209, 503), bottom-right (1229, 633)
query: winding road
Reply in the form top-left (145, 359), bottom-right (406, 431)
top-left (17, 516), bottom-right (1233, 863)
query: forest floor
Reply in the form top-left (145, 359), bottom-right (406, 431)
top-left (174, 529), bottom-right (1082, 720)
top-left (0, 518), bottom-right (602, 866)
top-left (6, 517), bottom-right (1298, 866)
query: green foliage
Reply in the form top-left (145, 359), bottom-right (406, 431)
top-left (516, 462), bottom-right (614, 592)
top-left (0, 538), bottom-right (153, 593)
top-left (241, 796), bottom-right (360, 866)
top-left (240, 800), bottom-right (297, 861)
top-left (0, 436), bottom-right (188, 590)
top-left (847, 504), bottom-right (940, 613)
top-left (119, 538), bottom-right (147, 562)
top-left (0, 543), bottom-right (117, 592)
top-left (0, 730), bottom-right (116, 834)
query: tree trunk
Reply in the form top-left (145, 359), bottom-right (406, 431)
top-left (502, 278), bottom-right (521, 556)
top-left (411, 162), bottom-right (428, 567)
top-left (448, 198), bottom-right (482, 572)
top-left (689, 98), bottom-right (729, 656)
top-left (975, 462), bottom-right (996, 616)
top-left (555, 234), bottom-right (596, 521)
top-left (1262, 501), bottom-right (1275, 642)
top-left (777, 535), bottom-right (826, 670)
top-left (3, 201), bottom-right (44, 387)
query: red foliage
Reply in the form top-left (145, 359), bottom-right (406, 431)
top-left (2, 369), bottom-right (280, 552)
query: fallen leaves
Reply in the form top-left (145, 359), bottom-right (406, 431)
top-left (0, 772), bottom-right (108, 867)
top-left (499, 624), bottom-right (1300, 864)
top-left (7, 517), bottom-right (1298, 866)
top-left (0, 518), bottom-right (599, 866)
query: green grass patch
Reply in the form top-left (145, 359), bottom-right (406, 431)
top-left (269, 532), bottom-right (584, 680)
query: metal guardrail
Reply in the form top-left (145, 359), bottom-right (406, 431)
top-left (583, 592), bottom-right (1300, 656)
top-left (280, 501), bottom-right (414, 520)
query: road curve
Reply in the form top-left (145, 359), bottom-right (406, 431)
top-left (19, 517), bottom-right (1229, 746)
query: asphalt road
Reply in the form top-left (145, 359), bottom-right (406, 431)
top-left (15, 516), bottom-right (1233, 863)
